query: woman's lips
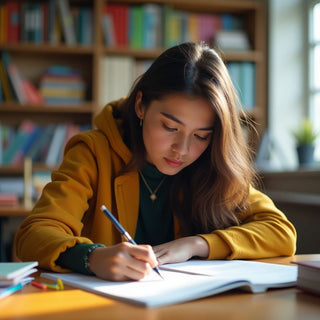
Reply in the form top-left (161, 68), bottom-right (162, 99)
top-left (164, 157), bottom-right (184, 168)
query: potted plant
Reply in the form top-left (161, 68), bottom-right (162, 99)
top-left (292, 119), bottom-right (318, 166)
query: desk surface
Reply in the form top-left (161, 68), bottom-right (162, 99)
top-left (1, 255), bottom-right (320, 320)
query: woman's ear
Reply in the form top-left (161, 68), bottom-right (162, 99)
top-left (134, 91), bottom-right (145, 120)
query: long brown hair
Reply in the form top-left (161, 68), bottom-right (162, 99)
top-left (121, 42), bottom-right (256, 235)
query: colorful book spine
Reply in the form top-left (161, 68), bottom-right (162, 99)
top-left (0, 59), bottom-right (14, 101)
top-left (129, 5), bottom-right (143, 48)
top-left (240, 62), bottom-right (256, 110)
top-left (0, 4), bottom-right (8, 43)
top-left (12, 125), bottom-right (41, 165)
top-left (45, 123), bottom-right (67, 166)
top-left (6, 1), bottom-right (21, 43)
top-left (2, 120), bottom-right (36, 164)
top-left (57, 0), bottom-right (77, 45)
top-left (143, 4), bottom-right (162, 49)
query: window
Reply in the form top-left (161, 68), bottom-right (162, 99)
top-left (308, 0), bottom-right (320, 160)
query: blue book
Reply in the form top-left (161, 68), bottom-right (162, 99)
top-left (227, 62), bottom-right (242, 106)
top-left (12, 125), bottom-right (41, 165)
top-left (45, 124), bottom-right (67, 166)
top-left (240, 62), bottom-right (256, 110)
top-left (0, 283), bottom-right (23, 300)
top-left (26, 125), bottom-right (54, 162)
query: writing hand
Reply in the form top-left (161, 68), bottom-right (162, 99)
top-left (88, 242), bottom-right (159, 281)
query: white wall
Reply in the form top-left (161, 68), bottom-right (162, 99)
top-left (268, 0), bottom-right (307, 170)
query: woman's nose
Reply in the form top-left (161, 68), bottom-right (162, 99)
top-left (172, 135), bottom-right (190, 155)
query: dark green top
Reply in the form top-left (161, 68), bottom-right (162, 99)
top-left (134, 163), bottom-right (174, 246)
top-left (56, 163), bottom-right (174, 274)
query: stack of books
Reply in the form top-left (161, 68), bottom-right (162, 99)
top-left (39, 65), bottom-right (86, 105)
top-left (294, 260), bottom-right (320, 296)
top-left (0, 262), bottom-right (38, 300)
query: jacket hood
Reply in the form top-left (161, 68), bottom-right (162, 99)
top-left (94, 99), bottom-right (132, 164)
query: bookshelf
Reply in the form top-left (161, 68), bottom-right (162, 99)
top-left (0, 0), bottom-right (268, 216)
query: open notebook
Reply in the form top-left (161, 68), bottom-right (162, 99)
top-left (41, 260), bottom-right (297, 308)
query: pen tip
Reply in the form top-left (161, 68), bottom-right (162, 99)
top-left (154, 267), bottom-right (164, 280)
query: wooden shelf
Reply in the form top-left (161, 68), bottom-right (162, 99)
top-left (0, 205), bottom-right (31, 217)
top-left (0, 103), bottom-right (94, 113)
top-left (0, 0), bottom-right (268, 178)
top-left (0, 164), bottom-right (55, 175)
top-left (109, 0), bottom-right (261, 12)
top-left (0, 43), bottom-right (95, 55)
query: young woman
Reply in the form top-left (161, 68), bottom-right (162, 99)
top-left (15, 42), bottom-right (296, 281)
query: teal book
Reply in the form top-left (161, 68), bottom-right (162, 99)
top-left (0, 261), bottom-right (38, 286)
top-left (2, 120), bottom-right (37, 164)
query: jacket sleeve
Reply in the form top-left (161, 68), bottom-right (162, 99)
top-left (14, 134), bottom-right (100, 272)
top-left (198, 186), bottom-right (297, 260)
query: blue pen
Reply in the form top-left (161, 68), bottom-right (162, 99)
top-left (0, 283), bottom-right (23, 300)
top-left (100, 205), bottom-right (164, 279)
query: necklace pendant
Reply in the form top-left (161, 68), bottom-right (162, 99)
top-left (150, 193), bottom-right (157, 201)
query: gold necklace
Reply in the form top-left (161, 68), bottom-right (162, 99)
top-left (139, 170), bottom-right (166, 202)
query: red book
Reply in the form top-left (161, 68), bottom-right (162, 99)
top-left (105, 4), bottom-right (128, 47)
top-left (0, 193), bottom-right (19, 206)
top-left (22, 79), bottom-right (44, 104)
top-left (6, 1), bottom-right (20, 43)
top-left (42, 2), bottom-right (49, 43)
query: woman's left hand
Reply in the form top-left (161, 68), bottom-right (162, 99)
top-left (153, 236), bottom-right (209, 265)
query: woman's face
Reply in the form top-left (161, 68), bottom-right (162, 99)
top-left (135, 93), bottom-right (215, 175)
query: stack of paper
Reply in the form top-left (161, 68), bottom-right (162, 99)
top-left (0, 261), bottom-right (38, 300)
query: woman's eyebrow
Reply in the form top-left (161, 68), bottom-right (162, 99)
top-left (160, 112), bottom-right (214, 131)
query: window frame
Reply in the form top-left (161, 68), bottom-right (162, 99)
top-left (307, 0), bottom-right (320, 160)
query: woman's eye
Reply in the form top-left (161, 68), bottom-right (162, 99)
top-left (162, 123), bottom-right (177, 132)
top-left (195, 134), bottom-right (210, 141)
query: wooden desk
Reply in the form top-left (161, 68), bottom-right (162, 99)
top-left (1, 255), bottom-right (320, 320)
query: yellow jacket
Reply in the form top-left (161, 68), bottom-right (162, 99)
top-left (15, 100), bottom-right (296, 271)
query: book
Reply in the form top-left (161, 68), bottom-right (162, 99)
top-left (98, 55), bottom-right (134, 108)
top-left (0, 193), bottom-right (19, 206)
top-left (104, 3), bottom-right (128, 47)
top-left (0, 4), bottom-right (7, 44)
top-left (57, 0), bottom-right (77, 45)
top-left (1, 51), bottom-right (26, 104)
top-left (101, 13), bottom-right (115, 46)
top-left (12, 124), bottom-right (40, 165)
top-left (0, 283), bottom-right (23, 300)
top-left (0, 261), bottom-right (38, 286)
top-left (142, 4), bottom-right (162, 49)
top-left (78, 6), bottom-right (93, 45)
top-left (6, 1), bottom-right (21, 43)
top-left (129, 5), bottom-right (143, 48)
top-left (0, 261), bottom-right (38, 301)
top-left (25, 125), bottom-right (55, 162)
top-left (0, 59), bottom-right (14, 101)
top-left (41, 260), bottom-right (297, 308)
top-left (22, 79), bottom-right (44, 104)
top-left (240, 62), bottom-right (256, 110)
top-left (2, 120), bottom-right (37, 164)
top-left (214, 30), bottom-right (251, 51)
top-left (294, 260), bottom-right (320, 296)
top-left (45, 123), bottom-right (67, 166)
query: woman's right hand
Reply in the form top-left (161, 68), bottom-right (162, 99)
top-left (87, 242), bottom-right (159, 281)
